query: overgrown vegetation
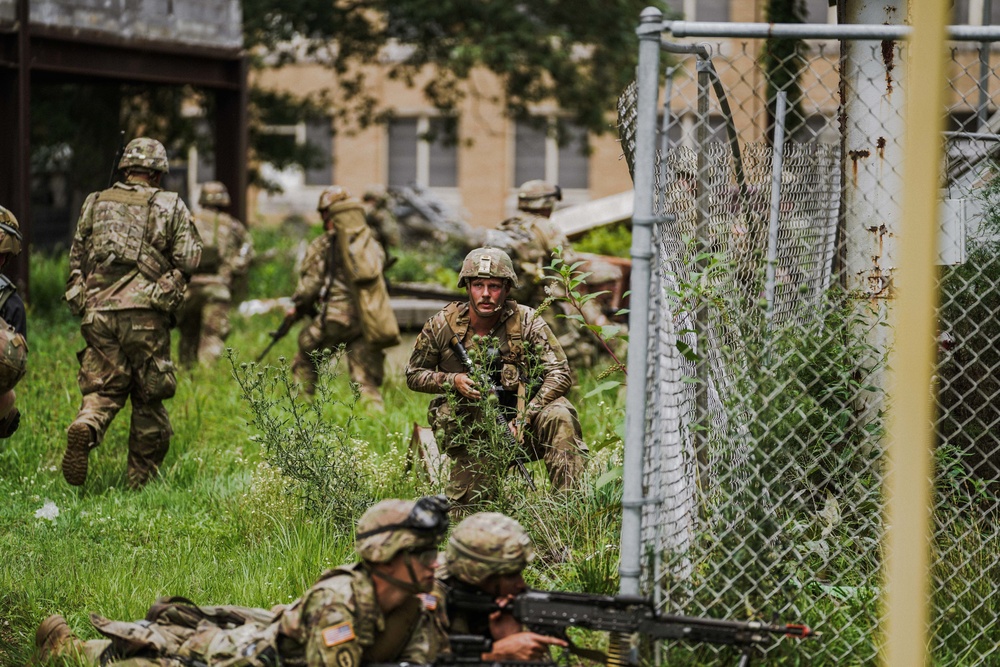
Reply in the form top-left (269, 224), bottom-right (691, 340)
top-left (0, 234), bottom-right (625, 666)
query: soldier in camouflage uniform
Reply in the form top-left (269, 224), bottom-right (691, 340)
top-left (0, 205), bottom-right (27, 438)
top-left (176, 181), bottom-right (254, 367)
top-left (432, 512), bottom-right (565, 662)
top-left (490, 180), bottom-right (617, 370)
top-left (362, 189), bottom-right (401, 253)
top-left (405, 247), bottom-right (586, 508)
top-left (35, 495), bottom-right (451, 667)
top-left (290, 186), bottom-right (388, 407)
top-left (62, 137), bottom-right (203, 489)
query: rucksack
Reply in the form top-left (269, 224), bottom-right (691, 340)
top-left (327, 199), bottom-right (400, 348)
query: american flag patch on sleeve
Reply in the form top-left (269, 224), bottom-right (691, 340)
top-left (418, 593), bottom-right (438, 611)
top-left (322, 622), bottom-right (356, 647)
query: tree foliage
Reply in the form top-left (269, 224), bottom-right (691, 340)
top-left (762, 0), bottom-right (808, 139)
top-left (243, 0), bottom-right (668, 136)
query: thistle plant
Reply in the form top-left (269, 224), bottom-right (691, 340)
top-left (226, 347), bottom-right (374, 524)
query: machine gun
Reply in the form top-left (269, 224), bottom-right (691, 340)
top-left (447, 588), bottom-right (817, 667)
top-left (447, 333), bottom-right (537, 492)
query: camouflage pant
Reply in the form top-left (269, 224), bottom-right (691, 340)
top-left (292, 308), bottom-right (385, 400)
top-left (58, 622), bottom-right (275, 667)
top-left (176, 282), bottom-right (232, 368)
top-left (429, 396), bottom-right (586, 507)
top-left (73, 310), bottom-right (176, 487)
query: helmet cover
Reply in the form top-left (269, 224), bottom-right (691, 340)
top-left (355, 496), bottom-right (449, 563)
top-left (199, 181), bottom-right (231, 207)
top-left (457, 247), bottom-right (519, 289)
top-left (0, 206), bottom-right (22, 256)
top-left (118, 137), bottom-right (169, 174)
top-left (446, 512), bottom-right (534, 586)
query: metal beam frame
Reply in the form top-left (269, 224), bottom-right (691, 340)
top-left (0, 12), bottom-right (248, 298)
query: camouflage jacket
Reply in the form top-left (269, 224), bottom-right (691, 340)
top-left (69, 178), bottom-right (202, 312)
top-left (191, 208), bottom-right (253, 286)
top-left (291, 231), bottom-right (353, 315)
top-left (496, 212), bottom-right (577, 304)
top-left (276, 563), bottom-right (440, 667)
top-left (404, 300), bottom-right (572, 420)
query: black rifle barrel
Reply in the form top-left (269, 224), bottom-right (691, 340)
top-left (512, 590), bottom-right (817, 646)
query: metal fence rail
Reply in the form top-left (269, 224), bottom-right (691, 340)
top-left (620, 10), bottom-right (1000, 666)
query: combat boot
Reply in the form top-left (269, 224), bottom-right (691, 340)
top-left (63, 421), bottom-right (95, 486)
top-left (35, 614), bottom-right (81, 662)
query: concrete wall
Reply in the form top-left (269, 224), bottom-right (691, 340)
top-left (0, 0), bottom-right (241, 48)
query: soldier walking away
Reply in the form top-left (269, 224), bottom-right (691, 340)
top-left (289, 185), bottom-right (398, 410)
top-left (34, 495), bottom-right (451, 666)
top-left (405, 247), bottom-right (586, 509)
top-left (176, 181), bottom-right (254, 367)
top-left (433, 512), bottom-right (566, 662)
top-left (0, 206), bottom-right (28, 439)
top-left (492, 180), bottom-right (622, 370)
top-left (62, 137), bottom-right (202, 489)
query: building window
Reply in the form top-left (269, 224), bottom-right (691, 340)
top-left (388, 116), bottom-right (458, 188)
top-left (663, 0), bottom-right (728, 20)
top-left (695, 0), bottom-right (729, 22)
top-left (258, 118), bottom-right (333, 186)
top-left (304, 118), bottom-right (333, 186)
top-left (803, 0), bottom-right (835, 23)
top-left (514, 118), bottom-right (589, 190)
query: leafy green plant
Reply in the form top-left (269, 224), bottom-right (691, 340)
top-left (572, 221), bottom-right (632, 258)
top-left (544, 248), bottom-right (628, 376)
top-left (226, 348), bottom-right (374, 523)
top-left (27, 250), bottom-right (71, 319)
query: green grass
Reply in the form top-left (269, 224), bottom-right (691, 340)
top-left (0, 245), bottom-right (626, 666)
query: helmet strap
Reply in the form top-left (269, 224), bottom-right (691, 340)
top-left (369, 554), bottom-right (428, 594)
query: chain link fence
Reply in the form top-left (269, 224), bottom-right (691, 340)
top-left (618, 20), bottom-right (1000, 666)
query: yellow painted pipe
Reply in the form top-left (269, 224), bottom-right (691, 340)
top-left (882, 1), bottom-right (949, 666)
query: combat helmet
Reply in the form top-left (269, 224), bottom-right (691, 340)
top-left (199, 181), bottom-right (231, 208)
top-left (457, 247), bottom-right (520, 289)
top-left (355, 495), bottom-right (450, 564)
top-left (317, 185), bottom-right (350, 213)
top-left (0, 206), bottom-right (22, 256)
top-left (446, 512), bottom-right (534, 586)
top-left (517, 180), bottom-right (562, 212)
top-left (118, 137), bottom-right (169, 174)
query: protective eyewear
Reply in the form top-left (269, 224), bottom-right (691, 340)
top-left (404, 548), bottom-right (440, 568)
top-left (356, 494), bottom-right (451, 539)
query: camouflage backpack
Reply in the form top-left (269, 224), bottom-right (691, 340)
top-left (0, 277), bottom-right (26, 394)
top-left (0, 320), bottom-right (26, 394)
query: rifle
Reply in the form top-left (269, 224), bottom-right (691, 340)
top-left (107, 130), bottom-right (126, 188)
top-left (447, 588), bottom-right (817, 667)
top-left (447, 333), bottom-right (537, 492)
top-left (256, 309), bottom-right (304, 362)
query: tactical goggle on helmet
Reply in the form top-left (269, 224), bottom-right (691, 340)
top-left (355, 495), bottom-right (450, 564)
